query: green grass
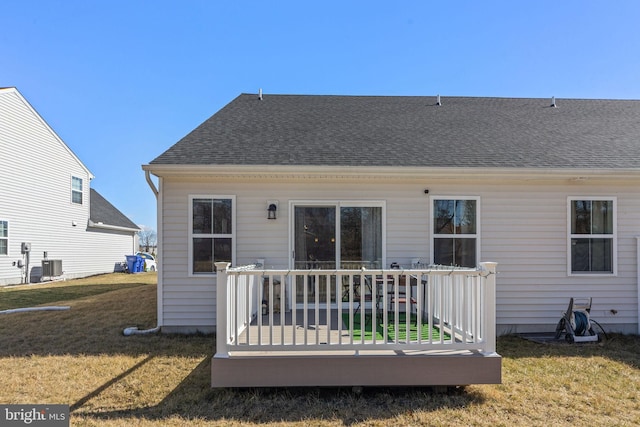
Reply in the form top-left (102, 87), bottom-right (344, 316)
top-left (1, 272), bottom-right (639, 426)
top-left (342, 312), bottom-right (451, 341)
top-left (0, 273), bottom-right (151, 310)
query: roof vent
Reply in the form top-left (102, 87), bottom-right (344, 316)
top-left (550, 96), bottom-right (556, 108)
top-left (436, 94), bottom-right (441, 106)
top-left (258, 88), bottom-right (263, 100)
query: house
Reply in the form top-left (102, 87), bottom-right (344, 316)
top-left (0, 87), bottom-right (139, 285)
top-left (143, 93), bottom-right (640, 387)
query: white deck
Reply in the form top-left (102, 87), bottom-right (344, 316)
top-left (212, 263), bottom-right (501, 387)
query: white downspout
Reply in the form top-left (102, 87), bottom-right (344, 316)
top-left (123, 170), bottom-right (162, 336)
top-left (636, 237), bottom-right (640, 334)
top-left (145, 169), bottom-right (159, 197)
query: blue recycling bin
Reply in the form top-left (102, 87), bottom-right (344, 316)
top-left (126, 255), bottom-right (144, 273)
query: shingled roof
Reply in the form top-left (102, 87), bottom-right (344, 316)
top-left (150, 94), bottom-right (640, 169)
top-left (89, 189), bottom-right (139, 231)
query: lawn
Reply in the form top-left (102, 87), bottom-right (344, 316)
top-left (1, 273), bottom-right (638, 426)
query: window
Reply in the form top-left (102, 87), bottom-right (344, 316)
top-left (432, 197), bottom-right (479, 268)
top-left (72, 176), bottom-right (83, 204)
top-left (189, 196), bottom-right (234, 275)
top-left (568, 198), bottom-right (616, 275)
top-left (0, 220), bottom-right (7, 255)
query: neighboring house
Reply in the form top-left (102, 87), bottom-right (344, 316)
top-left (0, 87), bottom-right (139, 285)
top-left (143, 93), bottom-right (640, 337)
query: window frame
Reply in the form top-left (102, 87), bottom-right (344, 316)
top-left (188, 195), bottom-right (236, 277)
top-left (430, 196), bottom-right (481, 268)
top-left (71, 176), bottom-right (83, 205)
top-left (567, 196), bottom-right (617, 276)
top-left (0, 220), bottom-right (8, 256)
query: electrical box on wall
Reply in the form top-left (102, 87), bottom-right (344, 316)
top-left (21, 242), bottom-right (31, 254)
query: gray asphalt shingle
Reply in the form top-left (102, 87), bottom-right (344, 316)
top-left (90, 189), bottom-right (139, 230)
top-left (150, 94), bottom-right (640, 169)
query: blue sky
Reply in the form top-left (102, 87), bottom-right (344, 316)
top-left (2, 1), bottom-right (640, 229)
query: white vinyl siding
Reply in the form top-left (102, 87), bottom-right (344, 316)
top-left (567, 197), bottom-right (617, 276)
top-left (158, 177), bottom-right (640, 334)
top-left (0, 88), bottom-right (136, 285)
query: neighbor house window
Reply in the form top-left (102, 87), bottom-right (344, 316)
top-left (568, 198), bottom-right (616, 275)
top-left (71, 176), bottom-right (83, 204)
top-left (0, 220), bottom-right (7, 255)
top-left (432, 197), bottom-right (479, 268)
top-left (189, 196), bottom-right (234, 274)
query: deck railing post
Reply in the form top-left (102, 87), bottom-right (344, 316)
top-left (215, 262), bottom-right (231, 358)
top-left (480, 262), bottom-right (498, 354)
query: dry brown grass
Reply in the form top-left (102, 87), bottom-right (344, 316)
top-left (1, 273), bottom-right (639, 426)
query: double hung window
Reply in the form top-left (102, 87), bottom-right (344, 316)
top-left (71, 177), bottom-right (83, 204)
top-left (189, 196), bottom-right (234, 274)
top-left (568, 198), bottom-right (616, 274)
top-left (432, 197), bottom-right (479, 268)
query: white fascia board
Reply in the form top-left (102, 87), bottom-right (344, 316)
top-left (88, 220), bottom-right (140, 233)
top-left (142, 163), bottom-right (640, 181)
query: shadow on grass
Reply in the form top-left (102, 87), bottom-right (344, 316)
top-left (0, 282), bottom-right (149, 311)
top-left (75, 353), bottom-right (486, 425)
top-left (4, 279), bottom-right (638, 425)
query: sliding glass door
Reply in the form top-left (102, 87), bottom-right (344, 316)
top-left (292, 202), bottom-right (384, 304)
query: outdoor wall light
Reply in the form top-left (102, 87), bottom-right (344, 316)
top-left (267, 201), bottom-right (278, 220)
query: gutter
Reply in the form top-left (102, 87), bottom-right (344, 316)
top-left (87, 220), bottom-right (140, 233)
top-left (142, 164), bottom-right (640, 182)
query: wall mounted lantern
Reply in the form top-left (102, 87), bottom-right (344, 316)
top-left (267, 201), bottom-right (278, 220)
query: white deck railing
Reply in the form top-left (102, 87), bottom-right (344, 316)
top-left (214, 262), bottom-right (497, 357)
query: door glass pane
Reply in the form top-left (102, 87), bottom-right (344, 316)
top-left (340, 207), bottom-right (382, 269)
top-left (294, 206), bottom-right (336, 303)
top-left (294, 207), bottom-right (336, 269)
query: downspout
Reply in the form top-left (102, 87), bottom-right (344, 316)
top-left (145, 170), bottom-right (159, 197)
top-left (637, 237), bottom-right (640, 334)
top-left (123, 170), bottom-right (162, 336)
